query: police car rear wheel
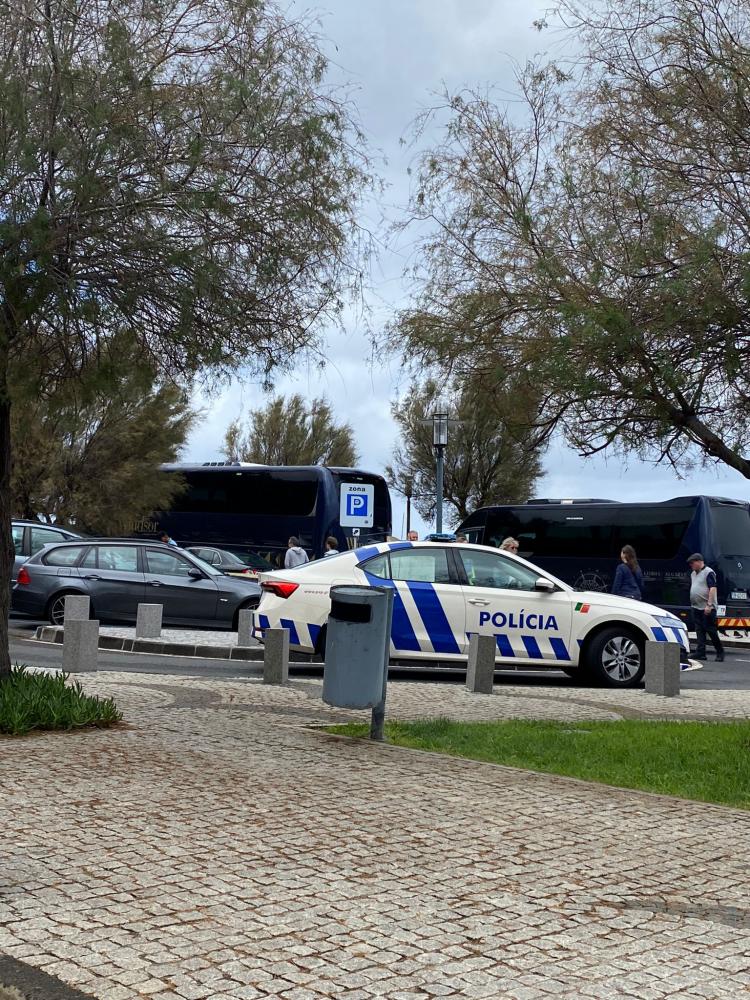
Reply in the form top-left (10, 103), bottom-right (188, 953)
top-left (587, 627), bottom-right (644, 688)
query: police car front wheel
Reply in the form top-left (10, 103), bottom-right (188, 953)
top-left (586, 627), bottom-right (645, 688)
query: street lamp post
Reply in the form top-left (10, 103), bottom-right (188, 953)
top-left (432, 404), bottom-right (448, 534)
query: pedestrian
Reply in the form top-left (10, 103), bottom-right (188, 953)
top-left (159, 531), bottom-right (178, 547)
top-left (407, 529), bottom-right (419, 542)
top-left (687, 553), bottom-right (725, 661)
top-left (284, 536), bottom-right (309, 569)
top-left (611, 544), bottom-right (644, 600)
top-left (500, 537), bottom-right (520, 553)
top-left (324, 536), bottom-right (339, 557)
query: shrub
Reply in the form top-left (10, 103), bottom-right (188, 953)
top-left (0, 665), bottom-right (122, 736)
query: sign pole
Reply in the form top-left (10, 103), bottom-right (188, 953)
top-left (369, 587), bottom-right (393, 741)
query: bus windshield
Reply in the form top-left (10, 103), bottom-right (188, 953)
top-left (711, 502), bottom-right (750, 592)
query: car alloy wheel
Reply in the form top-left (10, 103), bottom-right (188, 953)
top-left (601, 635), bottom-right (642, 683)
top-left (49, 594), bottom-right (69, 626)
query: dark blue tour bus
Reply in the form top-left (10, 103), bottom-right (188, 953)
top-left (132, 463), bottom-right (392, 569)
top-left (458, 496), bottom-right (750, 628)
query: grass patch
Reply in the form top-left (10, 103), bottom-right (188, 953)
top-left (0, 665), bottom-right (122, 736)
top-left (327, 718), bottom-right (750, 809)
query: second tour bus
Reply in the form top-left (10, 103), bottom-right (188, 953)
top-left (458, 496), bottom-right (750, 628)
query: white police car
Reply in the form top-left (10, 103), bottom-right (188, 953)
top-left (253, 541), bottom-right (690, 687)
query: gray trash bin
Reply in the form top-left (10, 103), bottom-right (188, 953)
top-left (322, 585), bottom-right (394, 709)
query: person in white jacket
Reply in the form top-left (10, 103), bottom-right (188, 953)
top-left (284, 536), bottom-right (309, 569)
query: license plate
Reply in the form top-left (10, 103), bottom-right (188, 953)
top-left (731, 591), bottom-right (748, 600)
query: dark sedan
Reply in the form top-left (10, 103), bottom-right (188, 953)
top-left (185, 546), bottom-right (275, 580)
top-left (12, 540), bottom-right (260, 628)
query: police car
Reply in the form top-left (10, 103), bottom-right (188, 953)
top-left (253, 541), bottom-right (690, 687)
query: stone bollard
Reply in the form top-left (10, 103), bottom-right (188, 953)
top-left (263, 628), bottom-right (289, 685)
top-left (644, 640), bottom-right (680, 697)
top-left (466, 633), bottom-right (496, 694)
top-left (237, 608), bottom-right (254, 647)
top-left (136, 603), bottom-right (163, 639)
top-left (62, 619), bottom-right (99, 673)
top-left (64, 594), bottom-right (90, 621)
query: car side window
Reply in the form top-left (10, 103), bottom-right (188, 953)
top-left (30, 527), bottom-right (66, 555)
top-left (95, 545), bottom-right (140, 572)
top-left (146, 548), bottom-right (195, 577)
top-left (361, 553), bottom-right (390, 579)
top-left (390, 548), bottom-right (452, 584)
top-left (460, 550), bottom-right (541, 591)
top-left (44, 546), bottom-right (86, 567)
top-left (12, 525), bottom-right (24, 555)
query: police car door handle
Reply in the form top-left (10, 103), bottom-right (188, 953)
top-left (468, 598), bottom-right (491, 606)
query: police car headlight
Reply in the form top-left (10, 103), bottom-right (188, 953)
top-left (654, 614), bottom-right (685, 630)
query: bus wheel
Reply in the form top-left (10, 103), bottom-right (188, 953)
top-left (314, 625), bottom-right (327, 662)
top-left (586, 627), bottom-right (645, 688)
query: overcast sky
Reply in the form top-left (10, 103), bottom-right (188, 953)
top-left (185, 0), bottom-right (750, 536)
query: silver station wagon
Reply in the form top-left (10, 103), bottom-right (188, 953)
top-left (12, 539), bottom-right (261, 628)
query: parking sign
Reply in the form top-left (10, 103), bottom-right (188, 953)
top-left (340, 482), bottom-right (374, 527)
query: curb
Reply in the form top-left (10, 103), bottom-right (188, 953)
top-left (32, 626), bottom-right (315, 662)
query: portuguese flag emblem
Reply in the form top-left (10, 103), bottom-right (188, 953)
top-left (575, 602), bottom-right (590, 613)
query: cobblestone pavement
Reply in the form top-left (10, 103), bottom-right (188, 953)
top-left (3, 673), bottom-right (750, 1000)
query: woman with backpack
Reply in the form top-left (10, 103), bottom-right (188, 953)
top-left (612, 544), bottom-right (644, 600)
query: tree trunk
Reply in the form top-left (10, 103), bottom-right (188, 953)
top-left (668, 407), bottom-right (750, 480)
top-left (0, 345), bottom-right (13, 678)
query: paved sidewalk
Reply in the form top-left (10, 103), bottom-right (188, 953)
top-left (3, 674), bottom-right (750, 999)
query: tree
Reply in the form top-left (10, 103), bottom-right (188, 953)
top-left (11, 335), bottom-right (195, 534)
top-left (0, 0), bottom-right (370, 675)
top-left (385, 376), bottom-right (544, 527)
top-left (224, 394), bottom-right (358, 466)
top-left (395, 0), bottom-right (750, 485)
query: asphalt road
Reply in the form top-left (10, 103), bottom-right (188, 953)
top-left (8, 619), bottom-right (750, 689)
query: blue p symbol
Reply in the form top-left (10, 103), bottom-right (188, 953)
top-left (347, 494), bottom-right (367, 517)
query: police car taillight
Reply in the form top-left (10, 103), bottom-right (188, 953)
top-left (261, 581), bottom-right (299, 599)
top-left (17, 567), bottom-right (31, 586)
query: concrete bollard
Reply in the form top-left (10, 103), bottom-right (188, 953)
top-left (466, 633), bottom-right (496, 694)
top-left (237, 608), bottom-right (254, 647)
top-left (136, 603), bottom-right (163, 639)
top-left (644, 640), bottom-right (680, 697)
top-left (64, 595), bottom-right (90, 621)
top-left (263, 628), bottom-right (289, 685)
top-left (62, 619), bottom-right (99, 673)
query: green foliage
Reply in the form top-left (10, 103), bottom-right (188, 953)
top-left (395, 0), bottom-right (750, 479)
top-left (0, 665), bottom-right (122, 735)
top-left (224, 394), bottom-right (358, 466)
top-left (327, 718), bottom-right (750, 810)
top-left (0, 0), bottom-right (368, 377)
top-left (0, 0), bottom-right (371, 674)
top-left (10, 332), bottom-right (194, 533)
top-left (386, 374), bottom-right (544, 526)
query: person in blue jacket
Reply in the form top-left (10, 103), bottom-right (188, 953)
top-left (612, 544), bottom-right (643, 600)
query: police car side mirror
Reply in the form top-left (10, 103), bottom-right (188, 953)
top-left (534, 577), bottom-right (556, 593)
